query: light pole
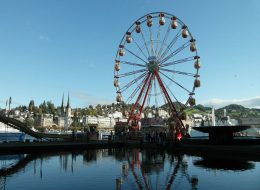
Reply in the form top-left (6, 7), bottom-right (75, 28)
top-left (8, 96), bottom-right (11, 117)
top-left (5, 96), bottom-right (11, 142)
top-left (109, 116), bottom-right (112, 129)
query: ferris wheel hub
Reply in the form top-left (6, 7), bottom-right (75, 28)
top-left (147, 56), bottom-right (159, 74)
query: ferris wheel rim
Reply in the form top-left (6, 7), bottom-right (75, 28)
top-left (114, 12), bottom-right (197, 59)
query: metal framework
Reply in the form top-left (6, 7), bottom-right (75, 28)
top-left (114, 12), bottom-right (201, 135)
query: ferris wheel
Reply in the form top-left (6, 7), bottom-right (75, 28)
top-left (114, 12), bottom-right (201, 130)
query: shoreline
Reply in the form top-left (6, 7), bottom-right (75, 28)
top-left (0, 139), bottom-right (260, 161)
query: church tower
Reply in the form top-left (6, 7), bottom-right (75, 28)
top-left (64, 92), bottom-right (71, 132)
top-left (66, 92), bottom-right (71, 117)
top-left (61, 93), bottom-right (65, 117)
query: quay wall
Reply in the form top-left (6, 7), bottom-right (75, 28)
top-left (1, 139), bottom-right (260, 161)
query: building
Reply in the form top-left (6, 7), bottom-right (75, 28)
top-left (158, 108), bottom-right (169, 118)
top-left (35, 114), bottom-right (53, 128)
top-left (82, 115), bottom-right (115, 132)
top-left (53, 93), bottom-right (72, 130)
top-left (64, 94), bottom-right (72, 131)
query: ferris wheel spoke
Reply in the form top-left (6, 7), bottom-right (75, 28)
top-left (125, 83), bottom-right (143, 104)
top-left (140, 30), bottom-right (151, 57)
top-left (160, 41), bottom-right (190, 64)
top-left (159, 82), bottom-right (168, 107)
top-left (159, 71), bottom-right (192, 94)
top-left (153, 76), bottom-right (159, 108)
top-left (154, 73), bottom-right (176, 116)
top-left (160, 68), bottom-right (197, 77)
top-left (158, 28), bottom-right (182, 60)
top-left (121, 61), bottom-right (146, 67)
top-left (125, 75), bottom-right (148, 104)
top-left (157, 73), bottom-right (184, 114)
top-left (128, 73), bottom-right (152, 117)
top-left (154, 25), bottom-right (162, 56)
top-left (115, 68), bottom-right (147, 78)
top-left (146, 77), bottom-right (154, 108)
top-left (160, 56), bottom-right (194, 67)
top-left (119, 72), bottom-right (147, 93)
top-left (138, 74), bottom-right (153, 116)
top-left (125, 47), bottom-right (148, 64)
top-left (132, 37), bottom-right (149, 60)
top-left (149, 27), bottom-right (155, 56)
top-left (156, 23), bottom-right (172, 59)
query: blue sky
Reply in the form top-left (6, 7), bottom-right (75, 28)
top-left (0, 0), bottom-right (260, 109)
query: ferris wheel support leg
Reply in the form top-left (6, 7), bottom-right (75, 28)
top-left (138, 74), bottom-right (153, 118)
top-left (154, 71), bottom-right (185, 132)
top-left (128, 73), bottom-right (151, 130)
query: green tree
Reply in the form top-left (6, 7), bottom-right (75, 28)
top-left (39, 101), bottom-right (47, 114)
top-left (28, 100), bottom-right (35, 112)
top-left (47, 101), bottom-right (56, 114)
top-left (96, 104), bottom-right (102, 115)
top-left (25, 117), bottom-right (34, 128)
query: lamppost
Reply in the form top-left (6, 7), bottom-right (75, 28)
top-left (86, 116), bottom-right (89, 132)
top-left (109, 115), bottom-right (112, 129)
top-left (8, 96), bottom-right (11, 117)
top-left (5, 96), bottom-right (11, 142)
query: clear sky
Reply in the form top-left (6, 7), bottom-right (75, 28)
top-left (0, 0), bottom-right (260, 109)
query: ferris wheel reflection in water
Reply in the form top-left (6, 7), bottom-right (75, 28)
top-left (115, 149), bottom-right (199, 190)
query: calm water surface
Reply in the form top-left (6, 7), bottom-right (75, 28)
top-left (0, 149), bottom-right (259, 190)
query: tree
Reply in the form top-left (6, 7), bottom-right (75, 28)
top-left (38, 108), bottom-right (43, 114)
top-left (195, 104), bottom-right (206, 112)
top-left (28, 100), bottom-right (35, 112)
top-left (25, 117), bottom-right (34, 128)
top-left (82, 108), bottom-right (88, 115)
top-left (96, 104), bottom-right (102, 115)
top-left (39, 101), bottom-right (47, 114)
top-left (47, 101), bottom-right (56, 114)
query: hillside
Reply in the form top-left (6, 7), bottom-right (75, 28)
top-left (184, 104), bottom-right (260, 119)
top-left (215, 104), bottom-right (260, 119)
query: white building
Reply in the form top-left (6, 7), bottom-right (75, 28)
top-left (158, 109), bottom-right (169, 118)
top-left (36, 114), bottom-right (53, 127)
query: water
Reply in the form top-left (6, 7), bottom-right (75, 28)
top-left (0, 149), bottom-right (259, 190)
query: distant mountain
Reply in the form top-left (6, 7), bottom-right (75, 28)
top-left (221, 104), bottom-right (248, 112)
top-left (194, 104), bottom-right (212, 112)
top-left (215, 104), bottom-right (260, 119)
top-left (182, 104), bottom-right (260, 119)
top-left (160, 102), bottom-right (185, 111)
